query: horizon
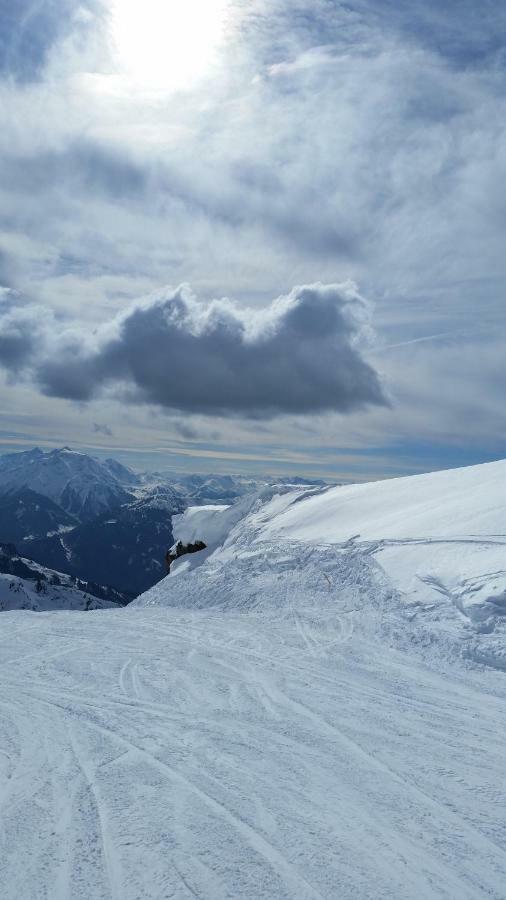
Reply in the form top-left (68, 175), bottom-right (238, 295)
top-left (0, 440), bottom-right (503, 485)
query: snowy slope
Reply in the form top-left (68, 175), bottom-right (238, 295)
top-left (1, 460), bottom-right (506, 898)
top-left (0, 487), bottom-right (78, 542)
top-left (0, 543), bottom-right (130, 610)
top-left (254, 458), bottom-right (506, 663)
top-left (157, 460), bottom-right (506, 653)
top-left (140, 465), bottom-right (506, 670)
top-left (0, 572), bottom-right (119, 611)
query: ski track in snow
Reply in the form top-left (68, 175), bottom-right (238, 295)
top-left (0, 533), bottom-right (506, 899)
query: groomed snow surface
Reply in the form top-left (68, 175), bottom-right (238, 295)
top-left (1, 460), bottom-right (506, 898)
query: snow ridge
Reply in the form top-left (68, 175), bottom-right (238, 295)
top-left (139, 461), bottom-right (506, 670)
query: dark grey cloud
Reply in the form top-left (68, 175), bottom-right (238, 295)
top-left (0, 283), bottom-right (387, 417)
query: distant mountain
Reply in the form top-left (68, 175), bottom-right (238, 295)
top-left (0, 487), bottom-right (79, 544)
top-left (0, 542), bottom-right (131, 611)
top-left (0, 447), bottom-right (137, 521)
top-left (24, 485), bottom-right (186, 596)
top-left (175, 474), bottom-right (260, 504)
top-left (102, 457), bottom-right (140, 486)
top-left (145, 472), bottom-right (325, 506)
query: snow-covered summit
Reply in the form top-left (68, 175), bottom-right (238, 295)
top-left (0, 446), bottom-right (137, 521)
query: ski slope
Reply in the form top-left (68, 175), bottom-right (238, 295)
top-left (255, 458), bottom-right (506, 667)
top-left (1, 461), bottom-right (506, 898)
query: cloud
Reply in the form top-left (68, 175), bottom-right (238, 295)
top-left (93, 422), bottom-right (113, 436)
top-left (0, 0), bottom-right (101, 83)
top-left (2, 1), bottom-right (505, 315)
top-left (0, 0), bottom-right (505, 474)
top-left (172, 420), bottom-right (203, 441)
top-left (1, 141), bottom-right (147, 203)
top-left (0, 300), bottom-right (53, 373)
top-left (0, 283), bottom-right (387, 417)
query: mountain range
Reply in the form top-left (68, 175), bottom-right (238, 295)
top-left (0, 447), bottom-right (325, 603)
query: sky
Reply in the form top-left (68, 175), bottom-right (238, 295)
top-left (0, 0), bottom-right (505, 480)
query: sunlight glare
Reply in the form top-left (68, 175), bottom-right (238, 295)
top-left (110, 0), bottom-right (228, 92)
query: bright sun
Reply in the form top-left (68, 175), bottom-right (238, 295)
top-left (110, 0), bottom-right (228, 92)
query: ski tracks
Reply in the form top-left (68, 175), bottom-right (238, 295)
top-left (1, 589), bottom-right (506, 898)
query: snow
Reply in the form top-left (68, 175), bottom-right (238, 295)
top-left (1, 460), bottom-right (506, 897)
top-left (0, 573), bottom-right (116, 612)
top-left (45, 524), bottom-right (77, 538)
top-left (171, 486), bottom-right (300, 556)
top-left (167, 488), bottom-right (299, 578)
top-left (253, 458), bottom-right (506, 654)
top-left (258, 457), bottom-right (506, 542)
top-left (172, 504), bottom-right (231, 544)
top-left (0, 447), bottom-right (134, 520)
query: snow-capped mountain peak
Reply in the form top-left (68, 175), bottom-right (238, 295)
top-left (0, 447), bottom-right (138, 521)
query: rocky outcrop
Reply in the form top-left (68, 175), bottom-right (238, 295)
top-left (165, 540), bottom-right (206, 572)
